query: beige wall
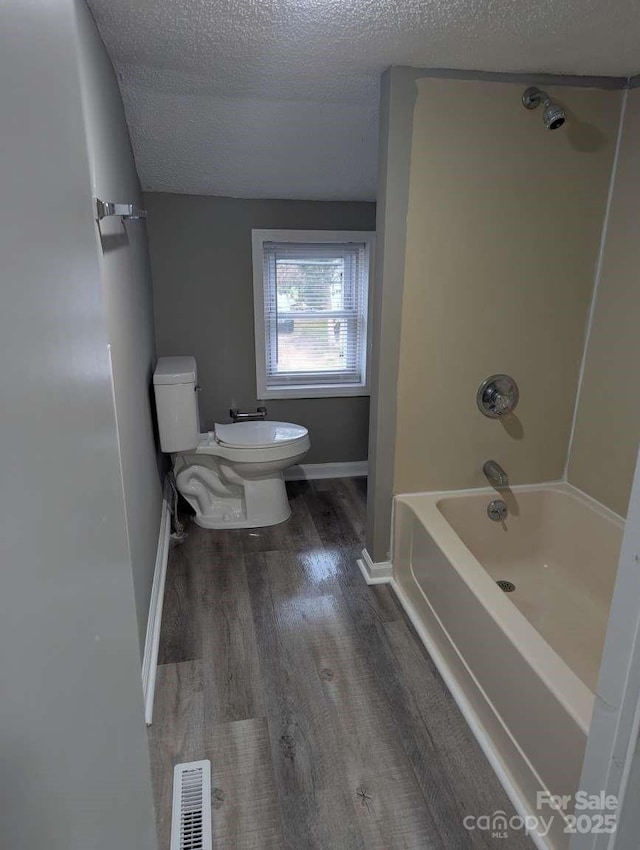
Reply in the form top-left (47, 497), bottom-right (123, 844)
top-left (394, 78), bottom-right (621, 494)
top-left (568, 89), bottom-right (640, 517)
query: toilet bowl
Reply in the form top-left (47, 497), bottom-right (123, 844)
top-left (153, 357), bottom-right (310, 529)
top-left (174, 422), bottom-right (309, 528)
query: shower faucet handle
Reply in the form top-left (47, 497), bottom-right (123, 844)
top-left (491, 390), bottom-right (512, 415)
top-left (477, 374), bottom-right (519, 418)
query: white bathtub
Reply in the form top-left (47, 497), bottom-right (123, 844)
top-left (392, 483), bottom-right (623, 850)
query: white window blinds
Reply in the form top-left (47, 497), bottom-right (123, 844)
top-left (260, 240), bottom-right (369, 391)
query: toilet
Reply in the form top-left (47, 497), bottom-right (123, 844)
top-left (153, 356), bottom-right (310, 528)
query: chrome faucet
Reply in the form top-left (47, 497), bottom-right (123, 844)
top-left (483, 460), bottom-right (509, 489)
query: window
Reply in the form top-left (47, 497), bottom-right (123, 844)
top-left (252, 230), bottom-right (374, 399)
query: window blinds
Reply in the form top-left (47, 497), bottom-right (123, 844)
top-left (261, 241), bottom-right (369, 389)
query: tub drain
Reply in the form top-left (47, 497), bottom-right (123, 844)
top-left (496, 580), bottom-right (515, 593)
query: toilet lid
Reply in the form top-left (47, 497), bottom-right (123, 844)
top-left (214, 421), bottom-right (308, 449)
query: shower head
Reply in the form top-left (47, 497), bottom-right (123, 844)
top-left (542, 100), bottom-right (566, 130)
top-left (522, 87), bottom-right (566, 130)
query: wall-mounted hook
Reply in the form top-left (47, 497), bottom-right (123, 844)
top-left (95, 198), bottom-right (147, 222)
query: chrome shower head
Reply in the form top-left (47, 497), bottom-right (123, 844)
top-left (522, 86), bottom-right (566, 130)
top-left (542, 100), bottom-right (566, 130)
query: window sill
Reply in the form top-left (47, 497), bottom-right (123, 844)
top-left (259, 384), bottom-right (370, 400)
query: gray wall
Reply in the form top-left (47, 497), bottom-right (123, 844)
top-left (366, 69), bottom-right (415, 562)
top-left (76, 0), bottom-right (163, 654)
top-left (0, 1), bottom-right (156, 848)
top-left (145, 193), bottom-right (376, 464)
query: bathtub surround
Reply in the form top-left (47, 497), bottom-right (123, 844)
top-left (568, 87), bottom-right (640, 517)
top-left (0, 1), bottom-right (156, 848)
top-left (76, 0), bottom-right (164, 655)
top-left (145, 193), bottom-right (375, 465)
top-left (394, 77), bottom-right (620, 494)
top-left (366, 70), bottom-right (624, 563)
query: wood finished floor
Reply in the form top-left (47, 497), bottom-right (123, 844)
top-left (149, 478), bottom-right (533, 849)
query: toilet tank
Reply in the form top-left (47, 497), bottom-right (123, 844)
top-left (153, 356), bottom-right (200, 453)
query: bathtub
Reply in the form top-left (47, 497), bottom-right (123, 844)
top-left (392, 483), bottom-right (623, 850)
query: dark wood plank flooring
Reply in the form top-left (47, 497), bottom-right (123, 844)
top-left (149, 478), bottom-right (533, 849)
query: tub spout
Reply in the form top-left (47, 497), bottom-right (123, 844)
top-left (483, 460), bottom-right (509, 489)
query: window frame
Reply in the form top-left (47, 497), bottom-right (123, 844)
top-left (251, 229), bottom-right (375, 400)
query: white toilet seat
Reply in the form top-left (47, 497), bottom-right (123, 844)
top-left (215, 420), bottom-right (308, 449)
top-left (194, 422), bottom-right (310, 463)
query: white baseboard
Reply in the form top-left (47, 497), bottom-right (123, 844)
top-left (356, 547), bottom-right (393, 585)
top-left (142, 481), bottom-right (171, 726)
top-left (285, 460), bottom-right (368, 481)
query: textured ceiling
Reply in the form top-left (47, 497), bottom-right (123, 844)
top-left (88, 0), bottom-right (640, 201)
